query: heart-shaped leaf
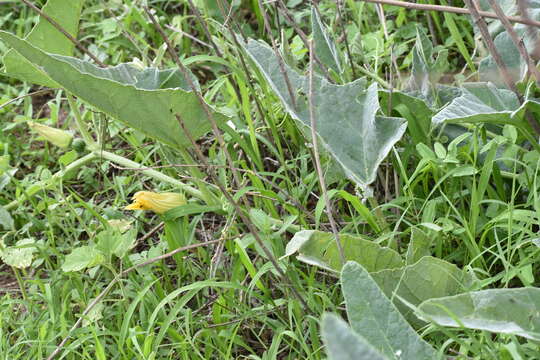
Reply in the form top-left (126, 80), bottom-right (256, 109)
top-left (244, 39), bottom-right (406, 187)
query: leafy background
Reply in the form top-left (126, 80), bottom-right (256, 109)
top-left (1, 0), bottom-right (540, 359)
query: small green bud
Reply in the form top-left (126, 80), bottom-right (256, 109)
top-left (72, 138), bottom-right (86, 153)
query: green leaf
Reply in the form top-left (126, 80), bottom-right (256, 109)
top-left (432, 82), bottom-right (520, 126)
top-left (418, 288), bottom-right (540, 340)
top-left (311, 7), bottom-right (341, 74)
top-left (409, 28), bottom-right (448, 96)
top-left (0, 31), bottom-right (227, 149)
top-left (342, 261), bottom-right (437, 360)
top-left (321, 313), bottom-right (388, 360)
top-left (371, 257), bottom-right (473, 327)
top-left (283, 230), bottom-right (404, 272)
top-left (0, 239), bottom-right (36, 269)
top-left (162, 203), bottom-right (224, 221)
top-left (244, 39), bottom-right (406, 187)
top-left (95, 228), bottom-right (137, 259)
top-left (62, 245), bottom-right (105, 272)
top-left (479, 32), bottom-right (524, 86)
top-left (405, 228), bottom-right (432, 265)
top-left (380, 91), bottom-right (432, 146)
top-left (2, 0), bottom-right (84, 87)
top-left (0, 206), bottom-right (14, 230)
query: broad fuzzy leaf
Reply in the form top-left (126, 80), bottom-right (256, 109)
top-left (311, 7), bottom-right (341, 74)
top-left (244, 39), bottom-right (406, 187)
top-left (321, 313), bottom-right (387, 360)
top-left (432, 82), bottom-right (519, 126)
top-left (283, 230), bottom-right (403, 272)
top-left (342, 261), bottom-right (437, 359)
top-left (418, 288), bottom-right (540, 340)
top-left (409, 28), bottom-right (448, 97)
top-left (0, 32), bottom-right (226, 149)
top-left (2, 0), bottom-right (84, 87)
top-left (371, 256), bottom-right (473, 327)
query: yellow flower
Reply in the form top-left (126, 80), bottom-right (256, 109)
top-left (28, 121), bottom-right (73, 148)
top-left (125, 191), bottom-right (186, 214)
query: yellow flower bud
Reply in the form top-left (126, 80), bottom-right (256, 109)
top-left (125, 191), bottom-right (186, 214)
top-left (28, 121), bottom-right (73, 148)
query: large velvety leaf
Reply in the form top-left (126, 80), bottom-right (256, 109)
top-left (418, 288), bottom-right (540, 340)
top-left (311, 7), bottom-right (341, 74)
top-left (409, 28), bottom-right (448, 96)
top-left (283, 230), bottom-right (403, 272)
top-left (321, 313), bottom-right (387, 360)
top-left (479, 32), bottom-right (524, 86)
top-left (244, 39), bottom-right (406, 187)
top-left (432, 82), bottom-right (519, 126)
top-left (0, 32), bottom-right (225, 149)
top-left (342, 261), bottom-right (437, 360)
top-left (2, 0), bottom-right (84, 87)
top-left (371, 256), bottom-right (473, 327)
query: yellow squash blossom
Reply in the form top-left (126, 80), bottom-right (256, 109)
top-left (28, 121), bottom-right (73, 148)
top-left (125, 191), bottom-right (186, 214)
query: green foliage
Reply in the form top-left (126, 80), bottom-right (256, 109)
top-left (283, 230), bottom-right (403, 272)
top-left (311, 7), bottom-right (341, 75)
top-left (321, 313), bottom-right (387, 360)
top-left (1, 0), bottom-right (540, 359)
top-left (0, 31), bottom-right (226, 149)
top-left (418, 288), bottom-right (540, 341)
top-left (244, 39), bottom-right (406, 187)
top-left (340, 261), bottom-right (437, 359)
top-left (2, 0), bottom-right (84, 87)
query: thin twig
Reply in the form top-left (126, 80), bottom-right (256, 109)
top-left (0, 88), bottom-right (51, 110)
top-left (275, 0), bottom-right (333, 81)
top-left (464, 0), bottom-right (518, 93)
top-left (464, 0), bottom-right (540, 135)
top-left (165, 25), bottom-right (212, 49)
top-left (487, 0), bottom-right (540, 84)
top-left (335, 0), bottom-right (357, 78)
top-left (258, 0), bottom-right (298, 110)
top-left (19, 0), bottom-right (105, 67)
top-left (143, 6), bottom-right (310, 310)
top-left (308, 40), bottom-right (346, 265)
top-left (186, 0), bottom-right (223, 56)
top-left (359, 0), bottom-right (540, 28)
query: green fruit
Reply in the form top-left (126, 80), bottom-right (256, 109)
top-left (72, 138), bottom-right (86, 153)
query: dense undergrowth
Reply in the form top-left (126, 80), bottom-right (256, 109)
top-left (1, 0), bottom-right (540, 359)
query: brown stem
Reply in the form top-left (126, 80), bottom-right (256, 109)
top-left (335, 0), bottom-right (357, 78)
top-left (464, 0), bottom-right (540, 135)
top-left (257, 0), bottom-right (298, 110)
top-left (359, 0), bottom-right (540, 28)
top-left (308, 40), bottom-right (346, 265)
top-left (487, 0), bottom-right (540, 84)
top-left (142, 6), bottom-right (310, 310)
top-left (464, 0), bottom-right (518, 93)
